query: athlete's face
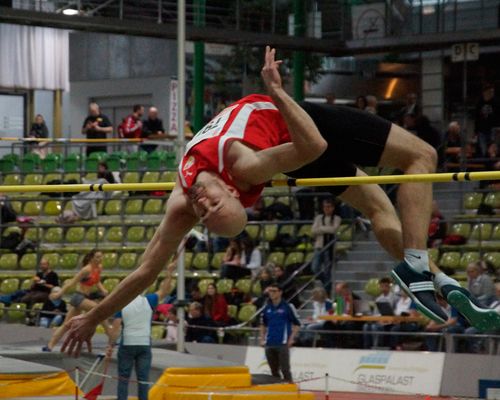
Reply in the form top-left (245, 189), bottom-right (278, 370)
top-left (188, 180), bottom-right (247, 237)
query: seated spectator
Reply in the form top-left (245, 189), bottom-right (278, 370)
top-left (28, 114), bottom-right (49, 158)
top-left (311, 198), bottom-right (341, 292)
top-left (428, 200), bottom-right (447, 248)
top-left (273, 264), bottom-right (299, 307)
top-left (253, 266), bottom-right (275, 308)
top-left (97, 161), bottom-right (116, 184)
top-left (389, 291), bottom-right (423, 350)
top-left (301, 287), bottom-right (333, 345)
top-left (165, 307), bottom-right (178, 343)
top-left (355, 95), bottom-right (367, 111)
top-left (363, 277), bottom-right (397, 349)
top-left (0, 193), bottom-right (17, 237)
top-left (444, 121), bottom-right (462, 165)
top-left (240, 236), bottom-right (262, 278)
top-left (141, 106), bottom-right (167, 153)
top-left (118, 104), bottom-right (144, 139)
top-left (246, 197), bottom-right (265, 221)
top-left (425, 295), bottom-right (466, 351)
top-left (20, 258), bottom-right (59, 309)
top-left (221, 238), bottom-right (251, 280)
top-left (39, 286), bottom-right (67, 328)
top-left (185, 301), bottom-right (217, 343)
top-left (203, 283), bottom-right (230, 326)
top-left (467, 262), bottom-right (496, 307)
top-left (225, 285), bottom-right (245, 307)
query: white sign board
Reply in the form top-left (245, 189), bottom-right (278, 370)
top-left (351, 4), bottom-right (386, 40)
top-left (451, 43), bottom-right (479, 62)
top-left (245, 347), bottom-right (445, 396)
top-left (168, 77), bottom-right (178, 135)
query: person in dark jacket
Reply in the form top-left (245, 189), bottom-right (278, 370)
top-left (185, 301), bottom-right (217, 343)
top-left (29, 114), bottom-right (49, 138)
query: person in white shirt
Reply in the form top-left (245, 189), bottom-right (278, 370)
top-left (240, 236), bottom-right (263, 278)
top-left (301, 287), bottom-right (333, 345)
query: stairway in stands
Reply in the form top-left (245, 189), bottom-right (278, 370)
top-left (334, 182), bottom-right (472, 300)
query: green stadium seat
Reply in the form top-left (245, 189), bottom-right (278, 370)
top-left (23, 174), bottom-right (42, 185)
top-left (0, 156), bottom-right (16, 173)
top-left (279, 224), bottom-right (296, 237)
top-left (20, 278), bottom-right (33, 291)
top-left (44, 253), bottom-right (60, 269)
top-left (19, 254), bottom-right (37, 270)
top-left (118, 253), bottom-right (137, 270)
top-left (151, 325), bottom-right (165, 340)
top-left (263, 197), bottom-right (274, 208)
top-left (428, 248), bottom-right (439, 264)
top-left (144, 199), bottom-right (163, 214)
top-left (85, 152), bottom-right (108, 171)
top-left (484, 192), bottom-right (500, 209)
top-left (66, 227), bottom-right (86, 243)
top-left (364, 278), bottom-right (382, 298)
top-left (123, 172), bottom-right (140, 184)
top-left (45, 227), bottom-right (63, 243)
top-left (63, 173), bottom-right (81, 183)
top-left (192, 252), bottom-right (210, 270)
top-left (62, 153), bottom-right (81, 172)
top-left (439, 252), bottom-right (461, 269)
top-left (83, 173), bottom-right (97, 181)
top-left (44, 200), bottom-right (63, 216)
top-left (10, 201), bottom-right (22, 215)
top-left (483, 252), bottom-right (500, 269)
top-left (126, 151), bottom-right (147, 170)
top-left (146, 227), bottom-right (155, 241)
top-left (263, 224), bottom-right (278, 242)
top-left (125, 199), bottom-right (143, 214)
top-left (277, 196), bottom-right (291, 206)
top-left (7, 303), bottom-right (26, 323)
top-left (41, 153), bottom-right (61, 172)
top-left (142, 171), bottom-right (160, 184)
top-left (3, 174), bottom-right (21, 186)
top-left (100, 252), bottom-right (117, 270)
top-left (60, 253), bottom-right (79, 270)
top-left (449, 223), bottom-right (471, 238)
top-left (338, 225), bottom-right (353, 241)
top-left (85, 226), bottom-right (105, 243)
top-left (197, 279), bottom-right (214, 296)
top-left (298, 224), bottom-right (312, 238)
top-left (227, 305), bottom-right (238, 319)
top-left (463, 192), bottom-right (483, 209)
top-left (491, 224), bottom-right (500, 241)
top-left (252, 281), bottom-right (262, 296)
top-left (127, 226), bottom-right (145, 242)
top-left (42, 173), bottom-right (63, 185)
top-left (305, 252), bottom-right (314, 263)
top-left (235, 279), bottom-right (252, 294)
top-left (106, 227), bottom-right (124, 243)
top-left (104, 200), bottom-right (122, 215)
top-left (284, 251), bottom-right (304, 266)
top-left (184, 252), bottom-right (193, 269)
top-left (245, 225), bottom-right (260, 241)
top-left (160, 171), bottom-right (177, 182)
top-left (23, 201), bottom-right (42, 216)
top-left (24, 227), bottom-right (42, 242)
top-left (0, 253), bottom-right (18, 270)
top-left (106, 152), bottom-right (124, 171)
top-left (102, 278), bottom-right (120, 293)
top-left (211, 252), bottom-right (225, 269)
top-left (2, 226), bottom-right (22, 237)
top-left (470, 223), bottom-right (493, 241)
top-left (147, 150), bottom-right (168, 170)
top-left (267, 252), bottom-right (285, 266)
top-left (238, 304), bottom-right (257, 323)
top-left (0, 278), bottom-right (19, 294)
top-left (217, 279), bottom-right (233, 294)
top-left (21, 153), bottom-right (40, 172)
top-left (459, 252), bottom-right (480, 270)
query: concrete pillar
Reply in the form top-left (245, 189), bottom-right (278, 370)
top-left (421, 52), bottom-right (444, 128)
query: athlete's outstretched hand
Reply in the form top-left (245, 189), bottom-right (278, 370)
top-left (261, 46), bottom-right (283, 93)
top-left (61, 314), bottom-right (96, 357)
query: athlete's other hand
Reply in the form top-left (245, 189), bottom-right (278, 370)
top-left (261, 46), bottom-right (283, 93)
top-left (61, 314), bottom-right (96, 357)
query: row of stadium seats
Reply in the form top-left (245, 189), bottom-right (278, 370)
top-left (463, 191), bottom-right (500, 210)
top-left (437, 251), bottom-right (500, 271)
top-left (448, 222), bottom-right (500, 241)
top-left (0, 150), bottom-right (177, 173)
top-left (0, 249), bottom-right (317, 271)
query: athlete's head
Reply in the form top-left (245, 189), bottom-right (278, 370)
top-left (188, 177), bottom-right (247, 238)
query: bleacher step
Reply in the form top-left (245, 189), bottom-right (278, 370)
top-left (344, 250), bottom-right (394, 262)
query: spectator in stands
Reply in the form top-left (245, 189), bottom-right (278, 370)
top-left (388, 291), bottom-right (422, 350)
top-left (302, 287), bottom-right (333, 345)
top-left (189, 285), bottom-right (203, 303)
top-left (141, 106), bottom-right (166, 153)
top-left (240, 236), bottom-right (262, 278)
top-left (428, 200), bottom-right (447, 248)
top-left (253, 266), bottom-right (274, 308)
top-left (221, 238), bottom-right (250, 280)
top-left (259, 283), bottom-right (301, 383)
top-left (396, 93), bottom-right (420, 124)
top-left (245, 196), bottom-right (265, 221)
top-left (355, 95), bottom-right (367, 111)
top-left (28, 114), bottom-right (49, 158)
top-left (203, 283), bottom-right (230, 326)
top-left (311, 198), bottom-right (341, 291)
top-left (39, 286), bottom-right (67, 328)
top-left (273, 264), bottom-right (298, 307)
top-left (225, 285), bottom-right (245, 307)
top-left (165, 307), bottom-right (178, 343)
top-left (444, 121), bottom-right (463, 165)
top-left (0, 194), bottom-right (18, 242)
top-left (465, 282), bottom-right (500, 353)
top-left (404, 113), bottom-right (442, 153)
top-left (475, 83), bottom-right (500, 156)
top-left (363, 277), bottom-right (397, 348)
top-left (185, 301), bottom-right (217, 343)
top-left (44, 249), bottom-right (110, 351)
top-left (82, 102), bottom-right (113, 156)
top-left (118, 104), bottom-right (144, 139)
top-left (20, 257), bottom-right (59, 309)
top-left (425, 295), bottom-right (466, 351)
top-left (466, 262), bottom-right (496, 307)
top-left (365, 95), bottom-right (378, 114)
top-left (97, 161), bottom-right (116, 184)
top-left (106, 265), bottom-right (174, 400)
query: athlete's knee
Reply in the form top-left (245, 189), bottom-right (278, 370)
top-left (405, 141), bottom-right (437, 173)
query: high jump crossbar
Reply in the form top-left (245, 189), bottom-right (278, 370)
top-left (0, 171), bottom-right (498, 193)
top-left (0, 137), bottom-right (143, 143)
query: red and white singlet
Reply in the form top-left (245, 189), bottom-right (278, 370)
top-left (179, 94), bottom-right (291, 207)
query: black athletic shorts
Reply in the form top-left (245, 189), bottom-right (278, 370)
top-left (287, 102), bottom-right (392, 195)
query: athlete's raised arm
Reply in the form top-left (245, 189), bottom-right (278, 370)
top-left (61, 181), bottom-right (199, 357)
top-left (232, 46), bottom-right (327, 184)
